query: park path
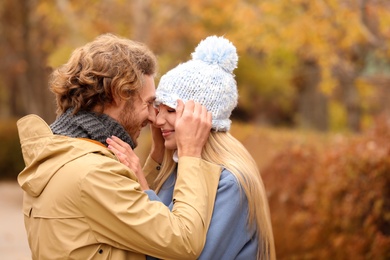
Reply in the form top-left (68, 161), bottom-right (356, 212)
top-left (0, 181), bottom-right (30, 260)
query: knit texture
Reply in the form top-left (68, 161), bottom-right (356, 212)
top-left (155, 36), bottom-right (238, 131)
top-left (50, 108), bottom-right (135, 149)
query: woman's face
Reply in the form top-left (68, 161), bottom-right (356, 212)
top-left (154, 104), bottom-right (177, 150)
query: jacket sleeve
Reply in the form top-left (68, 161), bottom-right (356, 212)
top-left (79, 155), bottom-right (221, 260)
top-left (142, 155), bottom-right (161, 187)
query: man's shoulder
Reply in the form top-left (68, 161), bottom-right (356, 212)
top-left (17, 114), bottom-right (52, 141)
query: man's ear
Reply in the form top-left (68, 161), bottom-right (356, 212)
top-left (111, 91), bottom-right (123, 106)
top-left (103, 98), bottom-right (126, 121)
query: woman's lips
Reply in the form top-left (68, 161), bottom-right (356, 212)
top-left (161, 129), bottom-right (174, 138)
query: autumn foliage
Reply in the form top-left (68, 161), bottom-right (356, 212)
top-left (262, 116), bottom-right (390, 259)
top-left (2, 0), bottom-right (390, 131)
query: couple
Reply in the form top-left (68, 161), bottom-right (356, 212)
top-left (17, 33), bottom-right (275, 260)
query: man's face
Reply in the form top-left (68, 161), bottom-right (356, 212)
top-left (118, 75), bottom-right (156, 147)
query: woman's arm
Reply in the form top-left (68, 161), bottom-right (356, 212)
top-left (199, 170), bottom-right (257, 260)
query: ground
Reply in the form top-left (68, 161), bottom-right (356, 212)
top-left (0, 181), bottom-right (30, 260)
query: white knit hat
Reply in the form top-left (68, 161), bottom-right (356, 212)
top-left (155, 35), bottom-right (238, 131)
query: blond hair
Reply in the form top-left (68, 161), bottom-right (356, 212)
top-left (153, 132), bottom-right (276, 260)
top-left (49, 33), bottom-right (157, 115)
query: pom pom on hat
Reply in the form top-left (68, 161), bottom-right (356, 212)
top-left (192, 35), bottom-right (238, 74)
top-left (155, 36), bottom-right (239, 131)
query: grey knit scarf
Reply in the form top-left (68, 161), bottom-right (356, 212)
top-left (50, 108), bottom-right (135, 149)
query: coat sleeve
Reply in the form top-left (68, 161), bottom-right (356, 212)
top-left (142, 155), bottom-right (161, 186)
top-left (79, 155), bottom-right (221, 260)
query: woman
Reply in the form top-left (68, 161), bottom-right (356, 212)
top-left (108, 36), bottom-right (276, 260)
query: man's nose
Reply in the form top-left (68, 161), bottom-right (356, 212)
top-left (148, 107), bottom-right (157, 124)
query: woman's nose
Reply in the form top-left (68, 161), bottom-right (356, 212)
top-left (154, 110), bottom-right (165, 127)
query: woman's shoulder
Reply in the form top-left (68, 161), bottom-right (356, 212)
top-left (219, 168), bottom-right (240, 188)
top-left (216, 168), bottom-right (249, 211)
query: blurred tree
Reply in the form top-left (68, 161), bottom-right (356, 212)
top-left (132, 0), bottom-right (152, 43)
top-left (1, 0), bottom-right (389, 131)
top-left (0, 0), bottom-right (56, 122)
top-left (0, 0), bottom-right (154, 122)
top-left (254, 0), bottom-right (390, 131)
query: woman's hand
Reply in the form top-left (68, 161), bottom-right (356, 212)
top-left (150, 124), bottom-right (165, 164)
top-left (107, 136), bottom-right (149, 190)
top-left (175, 100), bottom-right (212, 158)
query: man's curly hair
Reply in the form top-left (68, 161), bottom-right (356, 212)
top-left (49, 33), bottom-right (157, 115)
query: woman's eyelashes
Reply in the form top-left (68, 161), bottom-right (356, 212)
top-left (154, 104), bottom-right (176, 114)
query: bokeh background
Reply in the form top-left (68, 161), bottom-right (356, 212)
top-left (1, 0), bottom-right (390, 259)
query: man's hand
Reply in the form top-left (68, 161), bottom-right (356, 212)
top-left (175, 100), bottom-right (212, 158)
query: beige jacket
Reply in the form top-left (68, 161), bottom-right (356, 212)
top-left (17, 115), bottom-right (221, 260)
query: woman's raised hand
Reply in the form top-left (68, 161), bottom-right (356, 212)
top-left (107, 136), bottom-right (149, 190)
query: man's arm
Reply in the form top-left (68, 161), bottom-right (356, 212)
top-left (80, 156), bottom-right (220, 259)
top-left (83, 101), bottom-right (221, 259)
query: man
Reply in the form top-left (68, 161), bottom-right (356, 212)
top-left (17, 33), bottom-right (221, 260)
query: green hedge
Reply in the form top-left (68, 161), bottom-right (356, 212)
top-left (0, 119), bottom-right (24, 180)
